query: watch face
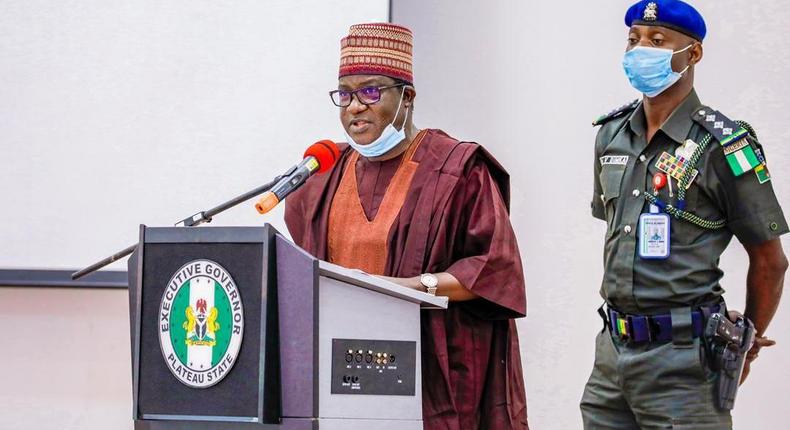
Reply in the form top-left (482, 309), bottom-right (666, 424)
top-left (421, 274), bottom-right (438, 288)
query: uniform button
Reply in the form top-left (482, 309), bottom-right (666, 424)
top-left (600, 194), bottom-right (605, 202)
top-left (639, 155), bottom-right (647, 163)
top-left (624, 225), bottom-right (632, 234)
top-left (632, 189), bottom-right (640, 197)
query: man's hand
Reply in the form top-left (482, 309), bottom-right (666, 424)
top-left (376, 273), bottom-right (479, 301)
top-left (726, 311), bottom-right (776, 385)
top-left (377, 275), bottom-right (421, 291)
top-left (740, 335), bottom-right (776, 385)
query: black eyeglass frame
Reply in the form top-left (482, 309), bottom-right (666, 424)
top-left (328, 83), bottom-right (407, 107)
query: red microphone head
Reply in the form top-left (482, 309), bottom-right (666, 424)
top-left (304, 140), bottom-right (340, 173)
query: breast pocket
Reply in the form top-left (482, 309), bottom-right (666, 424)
top-left (600, 164), bottom-right (625, 205)
top-left (599, 164), bottom-right (625, 231)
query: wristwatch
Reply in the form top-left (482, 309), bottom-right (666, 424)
top-left (420, 273), bottom-right (439, 296)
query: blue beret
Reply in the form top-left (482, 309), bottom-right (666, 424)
top-left (625, 0), bottom-right (706, 41)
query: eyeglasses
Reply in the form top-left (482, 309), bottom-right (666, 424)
top-left (329, 83), bottom-right (406, 107)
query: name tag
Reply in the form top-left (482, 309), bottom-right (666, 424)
top-left (638, 213), bottom-right (671, 259)
top-left (600, 155), bottom-right (629, 166)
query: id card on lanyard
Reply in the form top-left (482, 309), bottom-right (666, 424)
top-left (638, 210), bottom-right (671, 259)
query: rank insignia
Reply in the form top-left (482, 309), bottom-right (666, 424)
top-left (692, 108), bottom-right (760, 177)
top-left (656, 151), bottom-right (697, 188)
top-left (643, 2), bottom-right (658, 21)
top-left (592, 99), bottom-right (639, 126)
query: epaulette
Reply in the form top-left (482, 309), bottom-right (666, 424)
top-left (592, 99), bottom-right (639, 127)
top-left (692, 107), bottom-right (767, 181)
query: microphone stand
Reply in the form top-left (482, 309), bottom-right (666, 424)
top-left (71, 169), bottom-right (293, 280)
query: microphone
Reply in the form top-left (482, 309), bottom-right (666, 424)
top-left (255, 140), bottom-right (340, 214)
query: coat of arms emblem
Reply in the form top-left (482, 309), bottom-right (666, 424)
top-left (643, 2), bottom-right (658, 21)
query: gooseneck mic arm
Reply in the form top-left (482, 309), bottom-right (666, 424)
top-left (176, 169), bottom-right (293, 227)
top-left (71, 140), bottom-right (340, 281)
top-left (70, 173), bottom-right (286, 280)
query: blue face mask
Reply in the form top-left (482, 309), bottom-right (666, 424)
top-left (622, 45), bottom-right (693, 98)
top-left (344, 88), bottom-right (409, 158)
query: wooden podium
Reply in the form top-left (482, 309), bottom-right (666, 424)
top-left (127, 224), bottom-right (447, 429)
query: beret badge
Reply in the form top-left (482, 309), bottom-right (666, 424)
top-left (643, 2), bottom-right (658, 21)
top-left (625, 0), bottom-right (706, 41)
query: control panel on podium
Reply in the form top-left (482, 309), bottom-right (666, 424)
top-left (127, 224), bottom-right (447, 430)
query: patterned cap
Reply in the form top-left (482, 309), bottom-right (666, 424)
top-left (625, 0), bottom-right (707, 41)
top-left (339, 23), bottom-right (413, 84)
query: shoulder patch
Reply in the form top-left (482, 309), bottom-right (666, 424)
top-left (692, 107), bottom-right (762, 177)
top-left (592, 99), bottom-right (639, 127)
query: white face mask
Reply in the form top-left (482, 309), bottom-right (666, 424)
top-left (344, 87), bottom-right (409, 158)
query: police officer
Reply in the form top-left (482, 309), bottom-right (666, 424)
top-left (581, 1), bottom-right (789, 428)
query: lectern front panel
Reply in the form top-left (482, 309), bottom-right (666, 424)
top-left (137, 241), bottom-right (264, 420)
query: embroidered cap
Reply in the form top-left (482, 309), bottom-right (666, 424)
top-left (339, 23), bottom-right (414, 84)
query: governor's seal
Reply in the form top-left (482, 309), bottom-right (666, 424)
top-left (158, 259), bottom-right (244, 388)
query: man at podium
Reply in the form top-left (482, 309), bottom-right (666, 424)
top-left (285, 23), bottom-right (528, 430)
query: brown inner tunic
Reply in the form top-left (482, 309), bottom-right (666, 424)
top-left (328, 131), bottom-right (426, 274)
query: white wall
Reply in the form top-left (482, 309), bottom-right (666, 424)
top-left (0, 2), bottom-right (389, 429)
top-left (0, 0), bottom-right (388, 271)
top-left (392, 0), bottom-right (790, 428)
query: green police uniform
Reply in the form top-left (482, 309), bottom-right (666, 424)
top-left (580, 90), bottom-right (788, 429)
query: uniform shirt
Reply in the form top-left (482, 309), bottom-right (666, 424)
top-left (592, 90), bottom-right (788, 314)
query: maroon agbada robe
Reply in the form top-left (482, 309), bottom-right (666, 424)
top-left (285, 129), bottom-right (528, 429)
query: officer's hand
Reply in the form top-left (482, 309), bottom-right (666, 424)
top-left (740, 360), bottom-right (751, 385)
top-left (726, 310), bottom-right (744, 323)
top-left (739, 336), bottom-right (776, 385)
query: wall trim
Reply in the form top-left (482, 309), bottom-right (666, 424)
top-left (0, 269), bottom-right (128, 289)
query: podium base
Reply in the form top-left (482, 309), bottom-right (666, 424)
top-left (135, 418), bottom-right (422, 430)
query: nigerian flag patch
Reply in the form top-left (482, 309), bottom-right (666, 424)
top-left (158, 259), bottom-right (244, 388)
top-left (725, 145), bottom-right (760, 176)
